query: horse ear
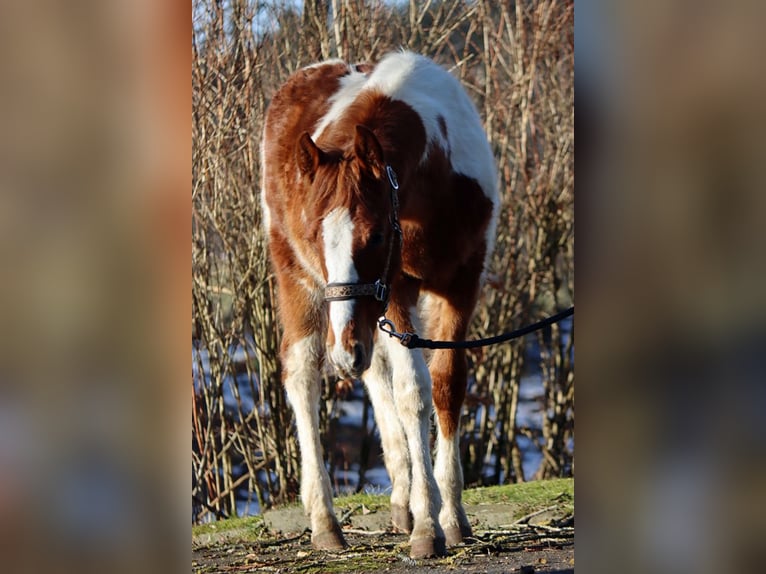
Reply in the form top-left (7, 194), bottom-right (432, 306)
top-left (296, 132), bottom-right (321, 179)
top-left (354, 125), bottom-right (384, 178)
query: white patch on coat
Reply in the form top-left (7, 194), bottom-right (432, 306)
top-left (311, 68), bottom-right (369, 141)
top-left (306, 51), bottom-right (498, 202)
top-left (365, 52), bottom-right (499, 277)
top-left (434, 424), bottom-right (466, 532)
top-left (304, 58), bottom-right (346, 70)
top-left (322, 207), bottom-right (357, 368)
top-left (367, 52), bottom-right (497, 205)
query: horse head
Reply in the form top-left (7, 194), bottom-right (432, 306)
top-left (297, 125), bottom-right (401, 378)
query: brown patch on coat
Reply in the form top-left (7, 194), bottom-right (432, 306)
top-left (353, 63), bottom-right (375, 75)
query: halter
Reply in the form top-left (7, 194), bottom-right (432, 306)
top-left (324, 165), bottom-right (402, 309)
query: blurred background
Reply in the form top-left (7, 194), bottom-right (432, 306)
top-left (0, 1), bottom-right (763, 573)
top-left (576, 1), bottom-right (766, 573)
top-left (0, 0), bottom-right (189, 572)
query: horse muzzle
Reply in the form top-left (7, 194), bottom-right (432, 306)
top-left (327, 340), bottom-right (371, 379)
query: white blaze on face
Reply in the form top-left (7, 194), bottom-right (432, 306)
top-left (322, 207), bottom-right (357, 369)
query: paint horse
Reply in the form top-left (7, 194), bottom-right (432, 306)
top-left (260, 51), bottom-right (498, 558)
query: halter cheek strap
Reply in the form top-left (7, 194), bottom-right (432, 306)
top-left (324, 165), bottom-right (401, 308)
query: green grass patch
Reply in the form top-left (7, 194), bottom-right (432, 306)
top-left (462, 478), bottom-right (573, 516)
top-left (332, 491), bottom-right (392, 513)
top-left (192, 515), bottom-right (267, 538)
top-left (334, 478), bottom-right (573, 513)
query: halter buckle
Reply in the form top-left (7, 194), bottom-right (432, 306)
top-left (373, 279), bottom-right (388, 303)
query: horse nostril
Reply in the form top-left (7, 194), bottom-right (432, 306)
top-left (352, 343), bottom-right (365, 372)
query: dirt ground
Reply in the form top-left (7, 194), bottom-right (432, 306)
top-left (193, 496), bottom-right (574, 573)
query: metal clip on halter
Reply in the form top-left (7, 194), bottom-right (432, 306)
top-left (373, 280), bottom-right (388, 303)
top-left (386, 165), bottom-right (399, 190)
top-left (377, 317), bottom-right (414, 348)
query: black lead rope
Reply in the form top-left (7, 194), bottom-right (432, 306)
top-left (378, 306), bottom-right (574, 350)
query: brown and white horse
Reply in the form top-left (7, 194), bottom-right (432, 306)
top-left (260, 51), bottom-right (498, 558)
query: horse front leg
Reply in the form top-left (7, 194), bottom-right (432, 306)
top-left (382, 303), bottom-right (446, 558)
top-left (281, 332), bottom-right (346, 550)
top-left (363, 344), bottom-right (412, 534)
top-left (271, 253), bottom-right (345, 550)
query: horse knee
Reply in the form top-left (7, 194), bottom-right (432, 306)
top-left (394, 384), bottom-right (431, 422)
top-left (282, 336), bottom-right (322, 401)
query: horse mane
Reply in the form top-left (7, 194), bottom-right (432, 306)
top-left (308, 149), bottom-right (389, 217)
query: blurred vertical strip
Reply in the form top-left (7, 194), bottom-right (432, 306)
top-left (0, 0), bottom-right (189, 573)
top-left (577, 1), bottom-right (766, 573)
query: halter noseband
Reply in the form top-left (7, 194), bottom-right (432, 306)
top-left (324, 165), bottom-right (401, 309)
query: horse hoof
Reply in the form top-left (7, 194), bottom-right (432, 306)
top-left (444, 524), bottom-right (473, 546)
top-left (410, 536), bottom-right (447, 559)
top-left (391, 504), bottom-right (413, 534)
top-left (312, 527), bottom-right (347, 551)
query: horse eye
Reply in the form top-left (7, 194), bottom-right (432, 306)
top-left (368, 231), bottom-right (384, 247)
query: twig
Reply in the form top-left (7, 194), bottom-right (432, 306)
top-left (341, 528), bottom-right (388, 536)
top-left (337, 504), bottom-right (363, 525)
top-left (254, 528), bottom-right (310, 547)
top-left (511, 504), bottom-right (559, 525)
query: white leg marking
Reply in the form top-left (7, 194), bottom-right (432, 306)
top-left (383, 333), bottom-right (443, 542)
top-left (282, 335), bottom-right (337, 535)
top-left (434, 422), bottom-right (469, 537)
top-left (322, 207), bottom-right (358, 372)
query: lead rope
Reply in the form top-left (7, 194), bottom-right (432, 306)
top-left (378, 306), bottom-right (574, 350)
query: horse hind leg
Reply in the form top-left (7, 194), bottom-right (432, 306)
top-left (431, 348), bottom-right (474, 546)
top-left (282, 333), bottom-right (346, 551)
top-left (425, 296), bottom-right (475, 546)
